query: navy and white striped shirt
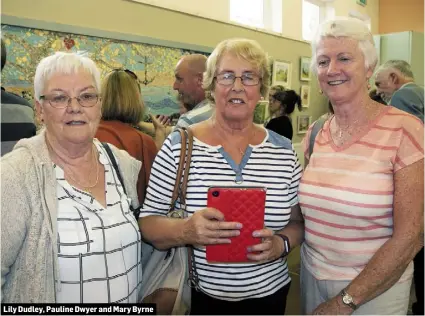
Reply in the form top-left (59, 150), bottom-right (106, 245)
top-left (140, 128), bottom-right (302, 301)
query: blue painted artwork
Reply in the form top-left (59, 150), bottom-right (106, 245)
top-left (1, 24), bottom-right (208, 117)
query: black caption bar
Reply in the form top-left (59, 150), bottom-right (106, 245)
top-left (1, 303), bottom-right (156, 315)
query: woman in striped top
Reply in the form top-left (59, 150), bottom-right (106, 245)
top-left (299, 18), bottom-right (424, 315)
top-left (140, 38), bottom-right (304, 315)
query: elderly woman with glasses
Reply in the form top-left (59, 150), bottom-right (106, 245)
top-left (1, 52), bottom-right (143, 303)
top-left (140, 38), bottom-right (304, 315)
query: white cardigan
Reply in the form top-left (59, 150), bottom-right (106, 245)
top-left (1, 130), bottom-right (141, 303)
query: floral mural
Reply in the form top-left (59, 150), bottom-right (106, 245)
top-left (1, 24), bottom-right (208, 116)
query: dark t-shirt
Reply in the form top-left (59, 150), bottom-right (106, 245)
top-left (265, 115), bottom-right (293, 140)
top-left (1, 88), bottom-right (36, 155)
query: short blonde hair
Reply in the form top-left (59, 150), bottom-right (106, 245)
top-left (203, 38), bottom-right (270, 102)
top-left (101, 70), bottom-right (144, 125)
top-left (311, 17), bottom-right (378, 74)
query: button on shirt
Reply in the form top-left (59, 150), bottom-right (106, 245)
top-left (55, 141), bottom-right (142, 303)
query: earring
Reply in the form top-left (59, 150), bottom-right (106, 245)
top-left (319, 89), bottom-right (323, 95)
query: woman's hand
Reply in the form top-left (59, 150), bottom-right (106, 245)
top-left (149, 114), bottom-right (171, 149)
top-left (312, 296), bottom-right (353, 315)
top-left (150, 114), bottom-right (169, 133)
top-left (183, 208), bottom-right (242, 246)
top-left (247, 229), bottom-right (285, 261)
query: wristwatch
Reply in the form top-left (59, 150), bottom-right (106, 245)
top-left (274, 234), bottom-right (290, 257)
top-left (340, 289), bottom-right (357, 310)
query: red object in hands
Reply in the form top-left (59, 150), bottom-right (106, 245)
top-left (206, 187), bottom-right (266, 263)
top-left (64, 37), bottom-right (75, 50)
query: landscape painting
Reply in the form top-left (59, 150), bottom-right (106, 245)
top-left (272, 60), bottom-right (291, 88)
top-left (1, 24), bottom-right (208, 118)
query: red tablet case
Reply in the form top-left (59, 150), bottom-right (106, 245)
top-left (206, 187), bottom-right (266, 263)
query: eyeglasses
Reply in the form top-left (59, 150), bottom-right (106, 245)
top-left (40, 93), bottom-right (100, 109)
top-left (113, 68), bottom-right (139, 80)
top-left (113, 68), bottom-right (141, 87)
top-left (215, 72), bottom-right (261, 86)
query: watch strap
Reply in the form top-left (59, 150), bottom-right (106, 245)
top-left (274, 233), bottom-right (290, 257)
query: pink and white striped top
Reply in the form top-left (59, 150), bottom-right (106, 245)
top-left (299, 106), bottom-right (424, 281)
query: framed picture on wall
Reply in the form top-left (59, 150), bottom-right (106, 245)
top-left (300, 57), bottom-right (311, 81)
top-left (254, 100), bottom-right (269, 124)
top-left (300, 85), bottom-right (310, 108)
top-left (272, 60), bottom-right (292, 88)
top-left (297, 115), bottom-right (311, 134)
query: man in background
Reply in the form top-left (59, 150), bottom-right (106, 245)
top-left (1, 38), bottom-right (36, 156)
top-left (173, 54), bottom-right (212, 128)
top-left (374, 59), bottom-right (424, 121)
top-left (375, 59), bottom-right (424, 316)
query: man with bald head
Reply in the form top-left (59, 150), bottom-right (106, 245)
top-left (173, 54), bottom-right (212, 128)
top-left (374, 60), bottom-right (424, 121)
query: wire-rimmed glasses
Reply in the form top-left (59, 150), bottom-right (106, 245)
top-left (39, 93), bottom-right (100, 109)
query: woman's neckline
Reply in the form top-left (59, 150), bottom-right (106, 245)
top-left (192, 126), bottom-right (269, 149)
top-left (327, 106), bottom-right (390, 151)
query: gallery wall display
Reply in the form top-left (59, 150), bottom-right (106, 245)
top-left (297, 114), bottom-right (311, 134)
top-left (254, 100), bottom-right (269, 124)
top-left (300, 56), bottom-right (311, 81)
top-left (1, 24), bottom-right (207, 116)
top-left (300, 85), bottom-right (310, 108)
top-left (272, 60), bottom-right (292, 88)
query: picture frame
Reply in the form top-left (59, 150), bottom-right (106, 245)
top-left (272, 60), bottom-right (292, 88)
top-left (254, 100), bottom-right (269, 124)
top-left (300, 85), bottom-right (310, 108)
top-left (297, 115), bottom-right (311, 134)
top-left (300, 57), bottom-right (311, 81)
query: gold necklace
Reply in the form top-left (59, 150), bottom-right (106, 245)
top-left (64, 145), bottom-right (99, 195)
top-left (47, 139), bottom-right (100, 194)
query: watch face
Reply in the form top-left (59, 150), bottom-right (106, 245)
top-left (342, 295), bottom-right (353, 304)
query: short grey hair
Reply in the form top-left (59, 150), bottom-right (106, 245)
top-left (311, 17), bottom-right (378, 73)
top-left (376, 60), bottom-right (414, 79)
top-left (34, 52), bottom-right (101, 101)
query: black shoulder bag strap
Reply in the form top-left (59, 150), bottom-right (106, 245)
top-left (102, 142), bottom-right (141, 219)
top-left (308, 116), bottom-right (327, 159)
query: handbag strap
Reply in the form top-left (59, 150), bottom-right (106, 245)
top-left (103, 142), bottom-right (127, 195)
top-left (179, 128), bottom-right (194, 208)
top-left (168, 128), bottom-right (187, 215)
top-left (308, 116), bottom-right (326, 159)
top-left (166, 128), bottom-right (200, 289)
top-left (102, 142), bottom-right (141, 219)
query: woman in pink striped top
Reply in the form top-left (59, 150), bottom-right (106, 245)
top-left (299, 17), bottom-right (424, 315)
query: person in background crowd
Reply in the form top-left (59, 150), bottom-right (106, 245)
top-left (264, 85), bottom-right (285, 126)
top-left (95, 69), bottom-right (158, 205)
top-left (114, 68), bottom-right (171, 146)
top-left (368, 88), bottom-right (386, 105)
top-left (173, 54), bottom-right (213, 128)
top-left (265, 89), bottom-right (302, 140)
top-left (1, 38), bottom-right (36, 155)
top-left (300, 17), bottom-right (423, 315)
top-left (140, 38), bottom-right (304, 315)
top-left (268, 84), bottom-right (285, 100)
top-left (375, 60), bottom-right (424, 316)
top-left (1, 52), bottom-right (143, 303)
top-left (178, 100), bottom-right (190, 115)
top-left (374, 60), bottom-right (424, 121)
